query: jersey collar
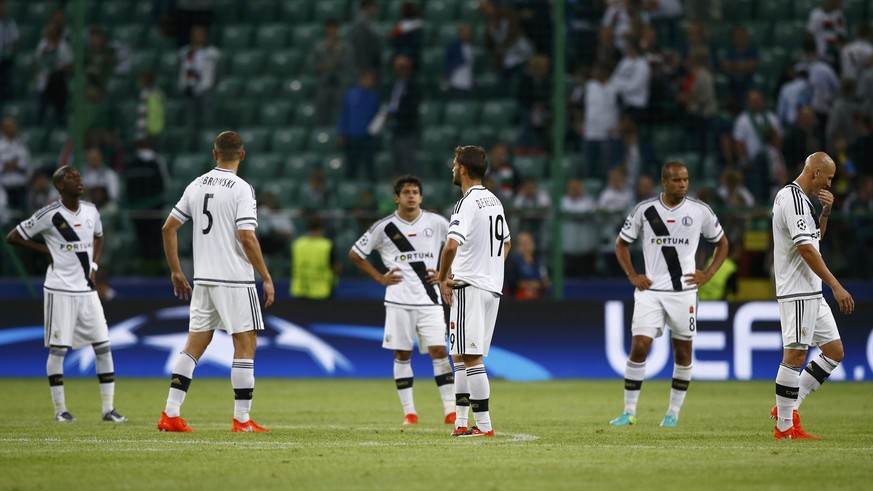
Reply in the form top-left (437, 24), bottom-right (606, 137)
top-left (658, 193), bottom-right (686, 211)
top-left (58, 199), bottom-right (81, 215)
top-left (394, 210), bottom-right (423, 225)
top-left (213, 167), bottom-right (235, 174)
top-left (463, 185), bottom-right (486, 197)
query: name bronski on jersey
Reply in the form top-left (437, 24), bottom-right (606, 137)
top-left (475, 197), bottom-right (500, 209)
top-left (201, 176), bottom-right (236, 188)
top-left (650, 237), bottom-right (689, 245)
top-left (59, 242), bottom-right (91, 251)
top-left (395, 252), bottom-right (434, 262)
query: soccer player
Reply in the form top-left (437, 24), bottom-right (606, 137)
top-left (158, 131), bottom-right (275, 433)
top-left (610, 161), bottom-right (728, 427)
top-left (350, 175), bottom-right (455, 425)
top-left (6, 166), bottom-right (127, 423)
top-left (437, 146), bottom-right (511, 437)
top-left (771, 152), bottom-right (854, 440)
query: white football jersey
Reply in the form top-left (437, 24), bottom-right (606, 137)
top-left (619, 195), bottom-right (724, 292)
top-left (772, 182), bottom-right (823, 301)
top-left (353, 210), bottom-right (449, 307)
top-left (17, 200), bottom-right (103, 295)
top-left (170, 167), bottom-right (258, 286)
top-left (447, 185), bottom-right (510, 295)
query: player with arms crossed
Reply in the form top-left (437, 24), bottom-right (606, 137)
top-left (438, 145), bottom-right (511, 437)
top-left (350, 175), bottom-right (455, 425)
top-left (771, 152), bottom-right (854, 440)
top-left (6, 166), bottom-right (127, 423)
top-left (158, 131), bottom-right (275, 433)
top-left (610, 161), bottom-right (728, 427)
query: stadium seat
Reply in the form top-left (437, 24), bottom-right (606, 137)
top-left (255, 24), bottom-right (288, 49)
top-left (792, 0), bottom-right (818, 20)
top-left (583, 178), bottom-right (604, 197)
top-left (244, 76), bottom-right (279, 100)
top-left (419, 101), bottom-right (443, 127)
top-left (158, 52), bottom-right (179, 76)
top-left (294, 102), bottom-right (318, 128)
top-left (46, 129), bottom-right (69, 153)
top-left (261, 178), bottom-right (299, 208)
top-left (513, 155), bottom-right (548, 179)
top-left (163, 99), bottom-right (185, 127)
top-left (231, 50), bottom-right (267, 74)
top-left (212, 0), bottom-right (241, 25)
top-left (845, 0), bottom-right (868, 19)
top-left (319, 153), bottom-right (346, 183)
top-left (480, 100), bottom-right (516, 128)
top-left (336, 182), bottom-right (365, 209)
top-left (314, 0), bottom-right (349, 22)
top-left (284, 153), bottom-right (320, 180)
top-left (279, 77), bottom-right (313, 103)
top-left (458, 0), bottom-right (480, 21)
top-left (161, 126), bottom-right (193, 154)
top-left (217, 99), bottom-right (257, 127)
top-left (2, 101), bottom-right (32, 126)
top-left (171, 153), bottom-right (209, 181)
top-left (243, 0), bottom-right (278, 24)
top-left (271, 127), bottom-right (309, 153)
top-left (443, 100), bottom-right (480, 127)
top-left (24, 1), bottom-right (53, 25)
top-left (97, 0), bottom-right (129, 24)
top-left (431, 22), bottom-right (460, 48)
top-left (260, 101), bottom-right (293, 127)
top-left (421, 126), bottom-right (458, 156)
top-left (111, 25), bottom-right (145, 51)
top-left (129, 49), bottom-right (158, 74)
top-left (773, 22), bottom-right (805, 50)
top-left (757, 0), bottom-right (792, 21)
top-left (280, 2), bottom-right (313, 22)
top-left (267, 50), bottom-right (304, 76)
top-left (292, 23), bottom-right (322, 49)
top-left (476, 73), bottom-right (501, 97)
top-left (239, 127), bottom-right (271, 153)
top-left (21, 128), bottom-right (47, 149)
top-left (214, 76), bottom-right (243, 102)
top-left (241, 153), bottom-right (283, 180)
top-left (652, 127), bottom-right (687, 154)
top-left (144, 26), bottom-right (174, 52)
top-left (424, 0), bottom-right (458, 22)
top-left (221, 25), bottom-right (253, 49)
top-left (721, 0), bottom-right (753, 23)
top-left (308, 128), bottom-right (338, 155)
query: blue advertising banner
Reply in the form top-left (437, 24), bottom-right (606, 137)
top-left (1, 300), bottom-right (871, 381)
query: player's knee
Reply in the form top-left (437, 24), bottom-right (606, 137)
top-left (394, 350), bottom-right (412, 361)
top-left (823, 345), bottom-right (844, 363)
top-left (428, 346), bottom-right (448, 359)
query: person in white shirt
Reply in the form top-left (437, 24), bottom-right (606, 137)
top-left (177, 25), bottom-right (220, 133)
top-left (602, 0), bottom-right (651, 54)
top-left (0, 0), bottom-right (18, 101)
top-left (81, 148), bottom-right (119, 208)
top-left (6, 166), bottom-right (127, 423)
top-left (584, 63), bottom-right (622, 179)
top-left (0, 116), bottom-right (30, 210)
top-left (796, 36), bottom-right (840, 124)
top-left (611, 41), bottom-right (652, 126)
top-left (33, 24), bottom-right (73, 127)
top-left (561, 178), bottom-right (598, 277)
top-left (840, 24), bottom-right (873, 81)
top-left (732, 90), bottom-right (782, 166)
top-left (158, 131), bottom-right (274, 433)
top-left (610, 161), bottom-right (728, 427)
top-left (438, 145), bottom-right (511, 437)
top-left (777, 67), bottom-right (812, 126)
top-left (770, 152), bottom-right (853, 440)
top-left (443, 24), bottom-right (475, 97)
top-left (350, 175), bottom-right (455, 426)
top-left (806, 0), bottom-right (847, 64)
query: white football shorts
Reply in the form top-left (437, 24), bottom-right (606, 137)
top-left (382, 305), bottom-right (447, 354)
top-left (189, 284), bottom-right (264, 334)
top-left (448, 285), bottom-right (500, 356)
top-left (632, 289), bottom-right (698, 340)
top-left (779, 297), bottom-right (840, 349)
top-left (43, 291), bottom-right (109, 348)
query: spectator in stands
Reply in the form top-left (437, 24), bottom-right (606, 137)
top-left (47, 7), bottom-right (70, 44)
top-left (0, 184), bottom-right (7, 227)
top-left (806, 0), bottom-right (847, 65)
top-left (717, 168), bottom-right (755, 208)
top-left (84, 27), bottom-right (117, 97)
top-left (177, 25), bottom-right (219, 134)
top-left (750, 127), bottom-right (787, 203)
top-left (172, 0), bottom-right (214, 48)
top-left (443, 24), bottom-right (475, 98)
top-left (516, 0), bottom-right (553, 56)
top-left (680, 51), bottom-right (718, 167)
top-left (595, 25), bottom-right (620, 68)
top-left (850, 116), bottom-right (873, 175)
top-left (611, 39), bottom-right (651, 129)
top-left (349, 0), bottom-right (381, 78)
top-left (33, 24), bottom-right (73, 128)
top-left (385, 55), bottom-right (421, 176)
top-left (135, 71), bottom-right (165, 142)
top-left (635, 174), bottom-right (657, 200)
top-left (505, 231), bottom-right (550, 300)
top-left (843, 174), bottom-right (873, 213)
top-left (300, 168), bottom-right (332, 211)
top-left (597, 165), bottom-right (634, 213)
top-left (643, 0), bottom-right (683, 48)
top-left (0, 116), bottom-right (31, 210)
top-left (0, 0), bottom-right (18, 102)
top-left (337, 69), bottom-right (380, 181)
top-left (680, 22), bottom-right (715, 74)
top-left (516, 54), bottom-right (552, 152)
top-left (512, 176), bottom-right (551, 239)
top-left (782, 106), bottom-right (821, 171)
top-left (561, 178), bottom-right (599, 277)
top-left (797, 33), bottom-right (840, 139)
top-left (583, 62), bottom-right (621, 179)
top-left (82, 148), bottom-right (119, 209)
top-left (291, 215), bottom-right (340, 300)
top-left (826, 79), bottom-right (861, 147)
top-left (601, 0), bottom-right (650, 54)
top-left (859, 53), bottom-right (873, 114)
top-left (830, 133), bottom-right (857, 203)
top-left (639, 24), bottom-right (679, 122)
top-left (840, 23), bottom-right (873, 81)
top-left (621, 118), bottom-right (642, 185)
top-left (719, 26), bottom-right (758, 109)
top-left (26, 168), bottom-right (58, 211)
top-left (256, 191), bottom-right (295, 257)
top-left (480, 0), bottom-right (535, 94)
top-left (312, 19), bottom-right (352, 127)
top-left (125, 138), bottom-right (169, 263)
top-left (488, 142), bottom-right (518, 200)
top-left (776, 66), bottom-right (812, 126)
top-left (389, 2), bottom-right (423, 70)
top-left (731, 90), bottom-right (781, 168)
top-left (841, 175), bottom-right (873, 276)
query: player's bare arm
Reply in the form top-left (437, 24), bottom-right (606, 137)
top-left (6, 228), bottom-right (50, 256)
top-left (161, 215), bottom-right (192, 301)
top-left (817, 189), bottom-right (833, 237)
top-left (796, 243), bottom-right (854, 314)
top-left (684, 234), bottom-right (729, 287)
top-left (615, 236), bottom-right (651, 291)
top-left (348, 249), bottom-right (403, 286)
top-left (91, 235), bottom-right (105, 284)
top-left (239, 229), bottom-right (274, 308)
top-left (437, 238), bottom-right (460, 305)
top-left (503, 239), bottom-right (511, 260)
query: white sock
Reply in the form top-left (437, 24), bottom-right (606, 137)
top-left (467, 364), bottom-right (491, 432)
top-left (775, 363), bottom-right (801, 431)
top-left (94, 341), bottom-right (116, 414)
top-left (47, 346), bottom-right (68, 413)
top-left (231, 359), bottom-right (255, 423)
top-left (666, 364), bottom-right (692, 417)
top-left (394, 359), bottom-right (416, 415)
top-left (453, 362), bottom-right (469, 428)
top-left (165, 352), bottom-right (197, 418)
top-left (432, 357), bottom-right (455, 415)
top-left (797, 353), bottom-right (838, 409)
top-left (623, 360), bottom-right (646, 416)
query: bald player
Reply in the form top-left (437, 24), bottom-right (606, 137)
top-left (771, 152), bottom-right (854, 440)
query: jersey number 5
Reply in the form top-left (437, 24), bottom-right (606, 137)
top-left (202, 193), bottom-right (214, 234)
top-left (488, 214), bottom-right (506, 257)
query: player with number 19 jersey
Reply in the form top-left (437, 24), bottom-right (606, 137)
top-left (169, 168), bottom-right (258, 286)
top-left (619, 196), bottom-right (723, 292)
top-left (447, 185), bottom-right (510, 294)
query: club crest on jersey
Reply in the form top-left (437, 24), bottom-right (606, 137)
top-left (423, 228), bottom-right (433, 237)
top-left (682, 216), bottom-right (693, 227)
top-left (797, 218), bottom-right (807, 231)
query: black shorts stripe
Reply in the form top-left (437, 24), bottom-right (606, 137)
top-left (45, 293), bottom-right (53, 346)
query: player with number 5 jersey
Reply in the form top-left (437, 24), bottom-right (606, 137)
top-left (610, 161), bottom-right (728, 428)
top-left (438, 145), bottom-right (511, 437)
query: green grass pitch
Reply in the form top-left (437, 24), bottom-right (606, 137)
top-left (1, 378), bottom-right (871, 490)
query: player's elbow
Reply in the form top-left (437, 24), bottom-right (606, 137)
top-left (6, 229), bottom-right (21, 245)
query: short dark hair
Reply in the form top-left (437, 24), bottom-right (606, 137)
top-left (661, 160), bottom-right (687, 181)
top-left (52, 165), bottom-right (73, 189)
top-left (454, 145), bottom-right (488, 180)
top-left (393, 174), bottom-right (422, 196)
top-left (214, 131), bottom-right (244, 162)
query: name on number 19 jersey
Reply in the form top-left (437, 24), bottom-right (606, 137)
top-left (16, 200), bottom-right (102, 294)
top-left (772, 182), bottom-right (822, 301)
top-left (352, 210), bottom-right (449, 307)
top-left (170, 167), bottom-right (258, 286)
top-left (447, 185), bottom-right (510, 295)
top-left (619, 195), bottom-right (723, 292)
